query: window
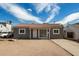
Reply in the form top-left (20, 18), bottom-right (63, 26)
top-left (19, 28), bottom-right (26, 34)
top-left (53, 29), bottom-right (60, 34)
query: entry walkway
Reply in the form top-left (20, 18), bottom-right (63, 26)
top-left (52, 39), bottom-right (79, 56)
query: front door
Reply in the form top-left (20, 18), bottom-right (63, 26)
top-left (33, 29), bottom-right (37, 38)
top-left (39, 29), bottom-right (48, 39)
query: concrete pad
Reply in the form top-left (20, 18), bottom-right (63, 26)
top-left (52, 39), bottom-right (79, 56)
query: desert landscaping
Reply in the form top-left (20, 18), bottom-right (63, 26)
top-left (0, 39), bottom-right (72, 56)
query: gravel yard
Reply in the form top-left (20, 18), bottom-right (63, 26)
top-left (0, 39), bottom-right (71, 56)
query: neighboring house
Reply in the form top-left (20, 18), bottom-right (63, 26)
top-left (64, 24), bottom-right (79, 41)
top-left (0, 21), bottom-right (12, 37)
top-left (14, 23), bottom-right (64, 39)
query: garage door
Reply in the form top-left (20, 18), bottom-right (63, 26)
top-left (67, 32), bottom-right (74, 38)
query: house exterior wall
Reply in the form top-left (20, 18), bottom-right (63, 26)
top-left (0, 23), bottom-right (12, 32)
top-left (14, 27), bottom-right (30, 39)
top-left (0, 24), bottom-right (8, 32)
top-left (64, 25), bottom-right (79, 40)
top-left (50, 28), bottom-right (64, 39)
top-left (6, 23), bottom-right (12, 32)
top-left (73, 29), bottom-right (79, 40)
top-left (64, 26), bottom-right (74, 39)
top-left (14, 27), bottom-right (64, 39)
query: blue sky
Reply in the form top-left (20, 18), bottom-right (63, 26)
top-left (0, 3), bottom-right (79, 25)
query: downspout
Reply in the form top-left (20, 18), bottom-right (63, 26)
top-left (48, 28), bottom-right (50, 39)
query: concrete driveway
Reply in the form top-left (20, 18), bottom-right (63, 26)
top-left (52, 39), bottom-right (79, 56)
top-left (0, 39), bottom-right (72, 56)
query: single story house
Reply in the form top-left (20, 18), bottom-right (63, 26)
top-left (14, 23), bottom-right (64, 39)
top-left (64, 23), bottom-right (79, 41)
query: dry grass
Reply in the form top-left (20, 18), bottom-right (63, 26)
top-left (0, 39), bottom-right (71, 56)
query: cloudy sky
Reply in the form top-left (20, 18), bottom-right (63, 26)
top-left (0, 3), bottom-right (79, 25)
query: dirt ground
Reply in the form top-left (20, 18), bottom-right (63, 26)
top-left (0, 39), bottom-right (72, 56)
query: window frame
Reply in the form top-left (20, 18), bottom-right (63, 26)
top-left (53, 29), bottom-right (60, 34)
top-left (19, 28), bottom-right (26, 34)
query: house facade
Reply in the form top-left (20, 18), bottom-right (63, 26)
top-left (0, 21), bottom-right (12, 37)
top-left (64, 24), bottom-right (79, 41)
top-left (0, 22), bottom-right (12, 32)
top-left (14, 23), bottom-right (64, 39)
top-left (0, 21), bottom-right (12, 32)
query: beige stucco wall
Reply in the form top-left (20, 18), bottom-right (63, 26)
top-left (65, 26), bottom-right (79, 40)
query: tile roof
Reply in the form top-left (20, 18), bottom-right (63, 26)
top-left (16, 23), bottom-right (63, 28)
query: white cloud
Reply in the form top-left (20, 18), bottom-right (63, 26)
top-left (0, 3), bottom-right (60, 24)
top-left (34, 3), bottom-right (49, 13)
top-left (56, 12), bottom-right (79, 25)
top-left (34, 3), bottom-right (60, 23)
top-left (0, 3), bottom-right (43, 24)
top-left (45, 4), bottom-right (60, 23)
top-left (27, 8), bottom-right (32, 11)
